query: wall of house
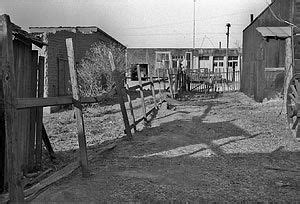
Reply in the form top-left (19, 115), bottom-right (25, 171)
top-left (241, 0), bottom-right (292, 101)
top-left (127, 48), bottom-right (241, 77)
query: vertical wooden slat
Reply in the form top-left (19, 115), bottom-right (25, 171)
top-left (28, 51), bottom-right (38, 171)
top-left (125, 83), bottom-right (136, 132)
top-left (157, 69), bottom-right (163, 104)
top-left (108, 52), bottom-right (132, 139)
top-left (167, 68), bottom-right (174, 99)
top-left (1, 14), bottom-right (24, 202)
top-left (66, 38), bottom-right (89, 177)
top-left (149, 68), bottom-right (157, 109)
top-left (162, 61), bottom-right (166, 91)
top-left (35, 56), bottom-right (44, 169)
top-left (137, 65), bottom-right (147, 122)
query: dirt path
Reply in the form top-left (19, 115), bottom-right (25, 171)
top-left (34, 92), bottom-right (300, 202)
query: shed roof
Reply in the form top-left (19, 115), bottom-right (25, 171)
top-left (29, 26), bottom-right (126, 48)
top-left (256, 26), bottom-right (291, 38)
top-left (11, 23), bottom-right (45, 48)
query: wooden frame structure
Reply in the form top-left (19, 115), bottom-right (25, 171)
top-left (0, 16), bottom-right (131, 201)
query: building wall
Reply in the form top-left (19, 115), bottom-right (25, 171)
top-left (127, 48), bottom-right (241, 78)
top-left (241, 0), bottom-right (293, 101)
top-left (33, 29), bottom-right (125, 99)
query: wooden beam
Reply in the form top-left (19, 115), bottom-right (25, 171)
top-left (109, 52), bottom-right (132, 139)
top-left (125, 83), bottom-right (136, 132)
top-left (16, 92), bottom-right (117, 109)
top-left (66, 38), bottom-right (89, 177)
top-left (0, 14), bottom-right (24, 202)
top-left (41, 125), bottom-right (55, 159)
top-left (167, 68), bottom-right (174, 99)
top-left (149, 68), bottom-right (158, 109)
top-left (137, 65), bottom-right (147, 122)
top-left (35, 56), bottom-right (45, 169)
top-left (157, 69), bottom-right (163, 104)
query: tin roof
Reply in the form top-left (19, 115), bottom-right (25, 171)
top-left (256, 26), bottom-right (291, 38)
top-left (12, 23), bottom-right (45, 48)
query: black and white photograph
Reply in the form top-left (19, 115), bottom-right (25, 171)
top-left (0, 0), bottom-right (299, 202)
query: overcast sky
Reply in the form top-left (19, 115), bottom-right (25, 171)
top-left (0, 0), bottom-right (271, 48)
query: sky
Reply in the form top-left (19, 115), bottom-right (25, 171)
top-left (0, 0), bottom-right (272, 48)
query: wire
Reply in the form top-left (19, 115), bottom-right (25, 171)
top-left (265, 0), bottom-right (299, 29)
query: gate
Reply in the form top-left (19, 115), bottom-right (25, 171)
top-left (189, 69), bottom-right (240, 93)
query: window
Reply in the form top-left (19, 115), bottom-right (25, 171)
top-left (213, 62), bottom-right (218, 67)
top-left (228, 56), bottom-right (238, 60)
top-left (185, 52), bottom-right (192, 69)
top-left (213, 56), bottom-right (224, 60)
top-left (200, 56), bottom-right (209, 60)
top-left (219, 62), bottom-right (223, 67)
top-left (156, 52), bottom-right (171, 69)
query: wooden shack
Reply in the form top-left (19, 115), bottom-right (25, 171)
top-left (0, 15), bottom-right (45, 192)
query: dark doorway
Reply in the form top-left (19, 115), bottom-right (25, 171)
top-left (130, 64), bottom-right (148, 81)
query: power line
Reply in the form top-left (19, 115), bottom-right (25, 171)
top-left (125, 11), bottom-right (253, 30)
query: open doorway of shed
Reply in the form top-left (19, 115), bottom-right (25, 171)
top-left (130, 64), bottom-right (149, 81)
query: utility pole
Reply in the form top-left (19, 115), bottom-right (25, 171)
top-left (226, 23), bottom-right (231, 81)
top-left (193, 0), bottom-right (196, 50)
top-left (193, 0), bottom-right (196, 69)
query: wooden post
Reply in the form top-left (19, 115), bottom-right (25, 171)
top-left (149, 68), bottom-right (158, 109)
top-left (125, 83), bottom-right (136, 132)
top-left (66, 38), bottom-right (89, 177)
top-left (1, 14), bottom-right (25, 202)
top-left (162, 60), bottom-right (166, 91)
top-left (167, 68), bottom-right (174, 99)
top-left (108, 52), bottom-right (132, 139)
top-left (28, 51), bottom-right (38, 172)
top-left (157, 69), bottom-right (163, 104)
top-left (137, 65), bottom-right (147, 122)
top-left (35, 56), bottom-right (45, 170)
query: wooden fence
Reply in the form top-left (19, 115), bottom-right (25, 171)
top-left (0, 14), bottom-right (170, 202)
top-left (124, 65), bottom-right (166, 133)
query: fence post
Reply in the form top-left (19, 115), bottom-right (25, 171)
top-left (157, 69), bottom-right (163, 104)
top-left (162, 60), bottom-right (166, 91)
top-left (66, 38), bottom-right (89, 177)
top-left (1, 14), bottom-right (24, 202)
top-left (167, 68), bottom-right (174, 99)
top-left (149, 68), bottom-right (158, 109)
top-left (125, 83), bottom-right (136, 132)
top-left (35, 56), bottom-right (45, 170)
top-left (137, 65), bottom-right (147, 122)
top-left (108, 52), bottom-right (132, 139)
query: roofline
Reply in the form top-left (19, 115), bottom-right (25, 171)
top-left (127, 47), bottom-right (240, 50)
top-left (243, 1), bottom-right (275, 32)
top-left (29, 26), bottom-right (126, 48)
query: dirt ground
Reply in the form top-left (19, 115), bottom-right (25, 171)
top-left (34, 92), bottom-right (300, 202)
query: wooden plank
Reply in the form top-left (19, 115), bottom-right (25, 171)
top-left (125, 83), bottom-right (136, 132)
top-left (157, 69), bottom-right (163, 104)
top-left (66, 38), bottom-right (89, 177)
top-left (16, 89), bottom-right (117, 109)
top-left (1, 14), bottom-right (24, 202)
top-left (35, 56), bottom-right (45, 169)
top-left (42, 125), bottom-right (55, 159)
top-left (149, 69), bottom-right (158, 109)
top-left (28, 50), bottom-right (38, 172)
top-left (0, 162), bottom-right (79, 203)
top-left (108, 52), bottom-right (132, 139)
top-left (137, 64), bottom-right (147, 122)
top-left (167, 68), bottom-right (174, 99)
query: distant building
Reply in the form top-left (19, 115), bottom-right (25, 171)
top-left (241, 0), bottom-right (297, 101)
top-left (127, 48), bottom-right (241, 80)
top-left (30, 26), bottom-right (126, 102)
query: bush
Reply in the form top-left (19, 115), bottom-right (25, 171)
top-left (77, 41), bottom-right (126, 97)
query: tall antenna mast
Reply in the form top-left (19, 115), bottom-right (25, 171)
top-left (193, 0), bottom-right (196, 50)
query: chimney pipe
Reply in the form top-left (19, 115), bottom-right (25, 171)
top-left (219, 42), bottom-right (222, 49)
top-left (250, 14), bottom-right (254, 23)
